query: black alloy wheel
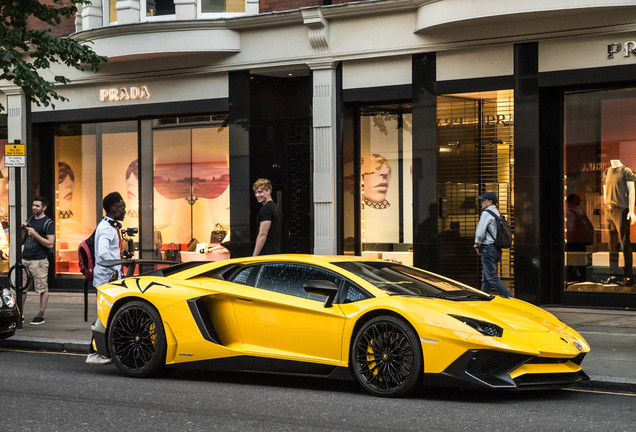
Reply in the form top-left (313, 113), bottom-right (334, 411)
top-left (351, 315), bottom-right (423, 397)
top-left (108, 300), bottom-right (166, 377)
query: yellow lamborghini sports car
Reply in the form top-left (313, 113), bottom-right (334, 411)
top-left (92, 255), bottom-right (590, 397)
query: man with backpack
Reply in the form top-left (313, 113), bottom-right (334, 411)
top-left (86, 191), bottom-right (126, 365)
top-left (473, 192), bottom-right (512, 298)
top-left (21, 196), bottom-right (55, 325)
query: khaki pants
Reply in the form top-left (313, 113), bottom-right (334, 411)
top-left (22, 258), bottom-right (49, 294)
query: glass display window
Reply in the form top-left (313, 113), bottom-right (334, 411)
top-left (358, 104), bottom-right (413, 265)
top-left (153, 115), bottom-right (230, 261)
top-left (564, 88), bottom-right (636, 294)
top-left (55, 121), bottom-right (137, 275)
top-left (436, 90), bottom-right (514, 291)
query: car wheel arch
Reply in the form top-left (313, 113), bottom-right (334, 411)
top-left (348, 309), bottom-right (420, 356)
top-left (106, 296), bottom-right (160, 332)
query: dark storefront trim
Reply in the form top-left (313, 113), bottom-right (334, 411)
top-left (31, 98), bottom-right (229, 124)
top-left (343, 84), bottom-right (411, 103)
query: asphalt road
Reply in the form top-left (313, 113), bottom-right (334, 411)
top-left (1, 349), bottom-right (634, 432)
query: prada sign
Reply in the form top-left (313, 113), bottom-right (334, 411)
top-left (100, 85), bottom-right (151, 102)
top-left (607, 42), bottom-right (636, 59)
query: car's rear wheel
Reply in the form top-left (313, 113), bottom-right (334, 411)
top-left (108, 300), bottom-right (166, 377)
top-left (351, 315), bottom-right (423, 397)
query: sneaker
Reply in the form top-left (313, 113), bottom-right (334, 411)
top-left (86, 353), bottom-right (112, 365)
top-left (30, 316), bottom-right (45, 325)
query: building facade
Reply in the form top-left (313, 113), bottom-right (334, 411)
top-left (2, 0), bottom-right (636, 307)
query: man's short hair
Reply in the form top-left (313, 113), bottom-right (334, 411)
top-left (33, 195), bottom-right (48, 208)
top-left (103, 192), bottom-right (124, 212)
top-left (252, 178), bottom-right (272, 192)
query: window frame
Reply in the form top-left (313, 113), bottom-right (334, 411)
top-left (227, 262), bottom-right (372, 304)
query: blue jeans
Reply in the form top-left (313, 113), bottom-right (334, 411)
top-left (480, 244), bottom-right (511, 298)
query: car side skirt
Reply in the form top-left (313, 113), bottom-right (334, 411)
top-left (170, 355), bottom-right (354, 381)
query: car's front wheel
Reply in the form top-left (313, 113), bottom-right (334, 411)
top-left (350, 315), bottom-right (423, 397)
top-left (108, 300), bottom-right (166, 377)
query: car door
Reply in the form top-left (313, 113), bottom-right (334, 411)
top-left (228, 263), bottom-right (346, 364)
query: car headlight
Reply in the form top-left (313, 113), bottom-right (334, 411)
top-left (2, 288), bottom-right (15, 308)
top-left (449, 314), bottom-right (503, 337)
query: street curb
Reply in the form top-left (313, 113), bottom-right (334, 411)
top-left (0, 337), bottom-right (89, 354)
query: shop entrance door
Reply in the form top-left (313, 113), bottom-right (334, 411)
top-left (250, 75), bottom-right (312, 254)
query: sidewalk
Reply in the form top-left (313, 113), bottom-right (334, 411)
top-left (1, 292), bottom-right (635, 392)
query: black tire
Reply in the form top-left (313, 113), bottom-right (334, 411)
top-left (350, 315), bottom-right (423, 397)
top-left (108, 300), bottom-right (166, 377)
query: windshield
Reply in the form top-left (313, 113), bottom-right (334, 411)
top-left (334, 261), bottom-right (491, 300)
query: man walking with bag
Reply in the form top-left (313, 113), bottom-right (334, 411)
top-left (22, 196), bottom-right (55, 325)
top-left (473, 192), bottom-right (511, 298)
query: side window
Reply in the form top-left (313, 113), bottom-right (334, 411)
top-left (256, 263), bottom-right (342, 301)
top-left (340, 282), bottom-right (371, 303)
top-left (230, 265), bottom-right (260, 286)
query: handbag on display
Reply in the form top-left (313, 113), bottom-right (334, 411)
top-left (187, 238), bottom-right (199, 252)
top-left (165, 243), bottom-right (181, 262)
top-left (210, 223), bottom-right (227, 243)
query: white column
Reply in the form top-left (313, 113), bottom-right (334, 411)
top-left (116, 0), bottom-right (141, 24)
top-left (175, 0), bottom-right (197, 20)
top-left (6, 91), bottom-right (28, 268)
top-left (81, 0), bottom-right (103, 30)
top-left (245, 0), bottom-right (259, 15)
top-left (310, 62), bottom-right (338, 255)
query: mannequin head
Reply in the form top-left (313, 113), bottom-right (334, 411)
top-left (125, 159), bottom-right (139, 216)
top-left (58, 162), bottom-right (75, 213)
top-left (362, 154), bottom-right (392, 204)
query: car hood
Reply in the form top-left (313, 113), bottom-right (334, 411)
top-left (405, 296), bottom-right (567, 333)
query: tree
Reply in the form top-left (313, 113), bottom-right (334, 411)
top-left (0, 0), bottom-right (107, 110)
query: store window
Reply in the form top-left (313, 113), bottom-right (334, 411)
top-left (152, 115), bottom-right (229, 260)
top-left (358, 104), bottom-right (413, 264)
top-left (55, 121), bottom-right (138, 275)
top-left (564, 88), bottom-right (636, 294)
top-left (54, 115), bottom-right (229, 276)
top-left (436, 91), bottom-right (514, 291)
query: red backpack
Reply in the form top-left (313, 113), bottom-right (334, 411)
top-left (77, 230), bottom-right (97, 281)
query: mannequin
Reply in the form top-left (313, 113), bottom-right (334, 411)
top-left (602, 159), bottom-right (636, 285)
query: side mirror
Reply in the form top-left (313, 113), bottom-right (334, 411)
top-left (303, 280), bottom-right (339, 308)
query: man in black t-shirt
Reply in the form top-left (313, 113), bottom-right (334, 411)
top-left (21, 196), bottom-right (55, 325)
top-left (252, 178), bottom-right (282, 256)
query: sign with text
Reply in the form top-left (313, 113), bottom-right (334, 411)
top-left (5, 143), bottom-right (25, 166)
top-left (100, 85), bottom-right (151, 102)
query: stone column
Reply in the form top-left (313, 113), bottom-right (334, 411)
top-left (6, 91), bottom-right (29, 268)
top-left (309, 62), bottom-right (338, 255)
top-left (175, 0), bottom-right (197, 20)
top-left (116, 0), bottom-right (141, 24)
top-left (81, 0), bottom-right (103, 30)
